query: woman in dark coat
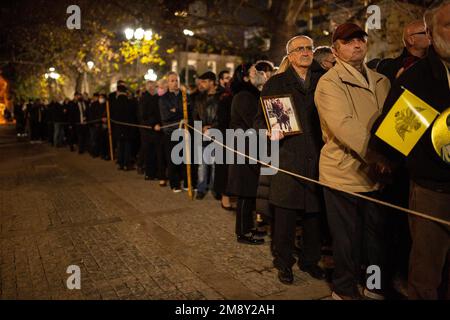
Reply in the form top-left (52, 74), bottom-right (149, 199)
top-left (213, 84), bottom-right (233, 209)
top-left (114, 85), bottom-right (137, 170)
top-left (254, 55), bottom-right (325, 283)
top-left (227, 62), bottom-right (273, 245)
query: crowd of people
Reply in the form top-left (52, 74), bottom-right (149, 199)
top-left (11, 1), bottom-right (450, 300)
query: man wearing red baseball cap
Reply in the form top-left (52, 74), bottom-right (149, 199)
top-left (315, 22), bottom-right (391, 300)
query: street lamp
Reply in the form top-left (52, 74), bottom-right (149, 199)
top-left (44, 67), bottom-right (60, 100)
top-left (46, 67), bottom-right (60, 80)
top-left (125, 28), bottom-right (134, 40)
top-left (144, 69), bottom-right (157, 81)
top-left (124, 28), bottom-right (153, 41)
top-left (183, 29), bottom-right (194, 37)
top-left (87, 61), bottom-right (94, 70)
top-left (124, 27), bottom-right (154, 82)
top-left (49, 72), bottom-right (60, 80)
top-left (144, 29), bottom-right (153, 41)
top-left (182, 29), bottom-right (195, 87)
top-left (134, 28), bottom-right (145, 40)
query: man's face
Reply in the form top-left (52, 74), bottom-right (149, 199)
top-left (249, 66), bottom-right (269, 88)
top-left (219, 72), bottom-right (231, 87)
top-left (146, 81), bottom-right (156, 94)
top-left (167, 74), bottom-right (179, 92)
top-left (287, 37), bottom-right (314, 69)
top-left (406, 22), bottom-right (430, 51)
top-left (321, 53), bottom-right (336, 70)
top-left (432, 4), bottom-right (450, 61)
top-left (198, 79), bottom-right (214, 93)
top-left (333, 37), bottom-right (368, 66)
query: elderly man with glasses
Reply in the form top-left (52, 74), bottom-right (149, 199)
top-left (255, 35), bottom-right (327, 285)
top-left (377, 20), bottom-right (430, 83)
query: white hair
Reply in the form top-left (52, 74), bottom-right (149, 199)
top-left (424, 0), bottom-right (450, 35)
top-left (286, 35), bottom-right (314, 54)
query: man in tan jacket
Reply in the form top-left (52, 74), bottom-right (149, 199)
top-left (314, 23), bottom-right (391, 300)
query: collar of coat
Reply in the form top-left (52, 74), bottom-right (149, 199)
top-left (332, 58), bottom-right (385, 94)
top-left (284, 61), bottom-right (324, 93)
top-left (428, 46), bottom-right (450, 90)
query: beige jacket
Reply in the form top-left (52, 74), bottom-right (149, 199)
top-left (314, 58), bottom-right (391, 193)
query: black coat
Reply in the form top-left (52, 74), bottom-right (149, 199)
top-left (159, 91), bottom-right (192, 135)
top-left (193, 92), bottom-right (220, 127)
top-left (255, 174), bottom-right (272, 219)
top-left (213, 88), bottom-right (233, 195)
top-left (138, 91), bottom-right (161, 140)
top-left (226, 82), bottom-right (261, 198)
top-left (377, 48), bottom-right (422, 84)
top-left (28, 103), bottom-right (44, 123)
top-left (87, 101), bottom-right (101, 123)
top-left (113, 93), bottom-right (137, 139)
top-left (53, 102), bottom-right (66, 123)
top-left (67, 100), bottom-right (87, 124)
top-left (255, 64), bottom-right (325, 212)
top-left (371, 47), bottom-right (450, 195)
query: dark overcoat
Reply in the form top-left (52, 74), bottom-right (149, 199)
top-left (226, 83), bottom-right (261, 197)
top-left (255, 63), bottom-right (324, 212)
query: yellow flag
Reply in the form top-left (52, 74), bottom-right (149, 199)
top-left (375, 88), bottom-right (440, 156)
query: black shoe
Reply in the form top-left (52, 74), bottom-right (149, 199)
top-left (250, 228), bottom-right (267, 238)
top-left (196, 192), bottom-right (206, 200)
top-left (118, 166), bottom-right (124, 171)
top-left (299, 264), bottom-right (326, 280)
top-left (237, 234), bottom-right (264, 245)
top-left (221, 203), bottom-right (234, 211)
top-left (277, 267), bottom-right (294, 285)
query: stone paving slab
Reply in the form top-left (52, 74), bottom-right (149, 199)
top-left (0, 124), bottom-right (331, 300)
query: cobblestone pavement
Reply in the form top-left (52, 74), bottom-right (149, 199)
top-left (0, 124), bottom-right (331, 300)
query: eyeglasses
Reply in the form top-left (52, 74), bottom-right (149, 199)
top-left (288, 46), bottom-right (314, 54)
top-left (410, 31), bottom-right (427, 36)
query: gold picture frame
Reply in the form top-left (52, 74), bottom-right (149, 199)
top-left (260, 95), bottom-right (303, 136)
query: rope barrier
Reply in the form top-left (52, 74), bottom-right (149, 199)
top-left (53, 119), bottom-right (103, 125)
top-left (109, 119), bottom-right (180, 130)
top-left (182, 120), bottom-right (450, 228)
top-left (98, 116), bottom-right (450, 227)
top-left (52, 118), bottom-right (179, 130)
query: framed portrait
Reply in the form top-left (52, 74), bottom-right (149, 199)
top-left (260, 95), bottom-right (302, 136)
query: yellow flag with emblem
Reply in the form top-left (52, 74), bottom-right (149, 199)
top-left (375, 87), bottom-right (440, 156)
